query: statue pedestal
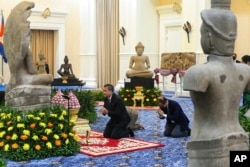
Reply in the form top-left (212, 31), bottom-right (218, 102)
top-left (73, 118), bottom-right (91, 144)
top-left (187, 133), bottom-right (249, 167)
top-left (125, 77), bottom-right (154, 89)
top-left (52, 78), bottom-right (86, 90)
top-left (132, 86), bottom-right (144, 107)
top-left (5, 85), bottom-right (51, 111)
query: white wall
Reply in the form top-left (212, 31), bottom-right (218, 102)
top-left (118, 0), bottom-right (159, 89)
top-left (0, 0), bottom-right (83, 84)
top-left (79, 0), bottom-right (97, 88)
top-left (0, 0), bottom-right (212, 91)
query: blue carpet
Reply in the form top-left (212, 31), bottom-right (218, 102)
top-left (6, 96), bottom-right (193, 167)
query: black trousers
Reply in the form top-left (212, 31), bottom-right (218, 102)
top-left (103, 124), bottom-right (129, 139)
top-left (164, 124), bottom-right (189, 138)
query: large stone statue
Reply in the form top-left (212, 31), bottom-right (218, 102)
top-left (126, 42), bottom-right (154, 78)
top-left (3, 1), bottom-right (53, 110)
top-left (183, 1), bottom-right (249, 167)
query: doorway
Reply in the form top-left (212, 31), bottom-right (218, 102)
top-left (30, 30), bottom-right (54, 76)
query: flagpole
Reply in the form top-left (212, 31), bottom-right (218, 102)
top-left (1, 58), bottom-right (3, 76)
top-left (0, 10), bottom-right (3, 77)
top-left (0, 9), bottom-right (5, 78)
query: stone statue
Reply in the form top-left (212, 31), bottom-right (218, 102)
top-left (36, 51), bottom-right (49, 74)
top-left (3, 1), bottom-right (53, 110)
top-left (126, 42), bottom-right (154, 78)
top-left (57, 55), bottom-right (75, 78)
top-left (183, 1), bottom-right (249, 167)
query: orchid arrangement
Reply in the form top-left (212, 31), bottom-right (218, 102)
top-left (66, 91), bottom-right (80, 109)
top-left (51, 89), bottom-right (80, 109)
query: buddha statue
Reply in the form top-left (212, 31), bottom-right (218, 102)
top-left (126, 42), bottom-right (154, 78)
top-left (57, 55), bottom-right (75, 78)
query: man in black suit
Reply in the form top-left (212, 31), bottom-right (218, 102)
top-left (157, 96), bottom-right (190, 137)
top-left (99, 84), bottom-right (134, 139)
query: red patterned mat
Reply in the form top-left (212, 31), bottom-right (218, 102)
top-left (79, 131), bottom-right (164, 157)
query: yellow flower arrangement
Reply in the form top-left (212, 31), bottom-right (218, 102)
top-left (0, 105), bottom-right (80, 161)
top-left (23, 143), bottom-right (30, 150)
top-left (118, 87), bottom-right (161, 106)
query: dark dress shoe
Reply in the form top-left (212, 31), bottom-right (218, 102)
top-left (187, 129), bottom-right (191, 136)
top-left (128, 127), bottom-right (134, 137)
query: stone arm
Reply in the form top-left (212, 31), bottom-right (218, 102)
top-left (145, 56), bottom-right (150, 69)
top-left (57, 65), bottom-right (64, 76)
top-left (183, 65), bottom-right (209, 92)
top-left (69, 64), bottom-right (74, 74)
top-left (129, 57), bottom-right (135, 69)
top-left (25, 48), bottom-right (38, 75)
top-left (57, 65), bottom-right (63, 72)
top-left (244, 67), bottom-right (250, 92)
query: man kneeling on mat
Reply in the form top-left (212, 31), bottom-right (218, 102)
top-left (157, 97), bottom-right (190, 137)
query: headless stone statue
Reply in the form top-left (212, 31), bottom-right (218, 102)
top-left (57, 55), bottom-right (75, 78)
top-left (183, 1), bottom-right (249, 167)
top-left (126, 42), bottom-right (154, 78)
top-left (36, 51), bottom-right (49, 74)
top-left (3, 2), bottom-right (53, 110)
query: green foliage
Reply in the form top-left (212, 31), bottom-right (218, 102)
top-left (239, 105), bottom-right (250, 148)
top-left (118, 88), bottom-right (161, 106)
top-left (0, 106), bottom-right (80, 161)
top-left (0, 157), bottom-right (6, 167)
top-left (239, 105), bottom-right (250, 129)
top-left (73, 90), bottom-right (97, 123)
top-left (91, 89), bottom-right (104, 101)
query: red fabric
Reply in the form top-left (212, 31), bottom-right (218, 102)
top-left (154, 68), bottom-right (186, 83)
top-left (0, 14), bottom-right (4, 36)
top-left (154, 74), bottom-right (159, 85)
top-left (79, 131), bottom-right (164, 157)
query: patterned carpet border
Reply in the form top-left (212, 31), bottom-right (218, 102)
top-left (79, 131), bottom-right (164, 157)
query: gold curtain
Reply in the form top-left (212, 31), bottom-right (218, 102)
top-left (96, 0), bottom-right (119, 88)
top-left (30, 30), bottom-right (54, 75)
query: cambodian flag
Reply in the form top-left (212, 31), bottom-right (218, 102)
top-left (0, 12), bottom-right (7, 63)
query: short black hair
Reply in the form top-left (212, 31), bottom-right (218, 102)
top-left (241, 55), bottom-right (250, 64)
top-left (104, 84), bottom-right (114, 92)
top-left (158, 96), bottom-right (167, 104)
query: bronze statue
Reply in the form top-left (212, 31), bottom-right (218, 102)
top-left (126, 42), bottom-right (154, 78)
top-left (57, 55), bottom-right (75, 78)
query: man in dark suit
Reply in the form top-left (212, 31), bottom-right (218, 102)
top-left (99, 84), bottom-right (134, 139)
top-left (157, 96), bottom-right (190, 137)
top-left (233, 53), bottom-right (241, 63)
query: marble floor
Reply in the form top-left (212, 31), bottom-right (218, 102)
top-left (6, 96), bottom-right (193, 167)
